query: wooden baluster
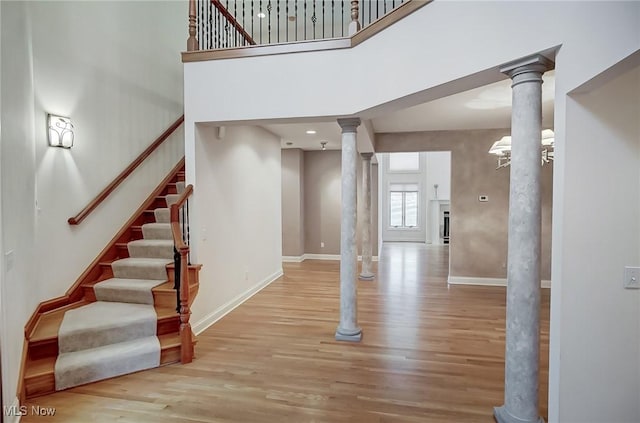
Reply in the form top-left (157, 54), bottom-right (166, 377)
top-left (349, 0), bottom-right (360, 35)
top-left (187, 0), bottom-right (198, 51)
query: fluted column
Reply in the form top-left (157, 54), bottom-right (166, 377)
top-left (359, 153), bottom-right (375, 280)
top-left (494, 54), bottom-right (553, 423)
top-left (335, 118), bottom-right (362, 342)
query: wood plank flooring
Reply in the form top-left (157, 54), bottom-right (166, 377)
top-left (21, 243), bottom-right (550, 422)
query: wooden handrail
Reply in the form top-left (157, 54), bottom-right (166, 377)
top-left (68, 115), bottom-right (185, 225)
top-left (211, 0), bottom-right (256, 46)
top-left (170, 184), bottom-right (194, 364)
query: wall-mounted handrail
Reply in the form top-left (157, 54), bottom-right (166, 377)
top-left (170, 184), bottom-right (194, 364)
top-left (68, 115), bottom-right (185, 225)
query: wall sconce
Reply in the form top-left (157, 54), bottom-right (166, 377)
top-left (47, 114), bottom-right (74, 148)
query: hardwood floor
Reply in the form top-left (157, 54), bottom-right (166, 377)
top-left (22, 243), bottom-right (550, 422)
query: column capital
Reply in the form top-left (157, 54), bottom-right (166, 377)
top-left (337, 118), bottom-right (361, 133)
top-left (360, 152), bottom-right (374, 160)
top-left (500, 54), bottom-right (554, 82)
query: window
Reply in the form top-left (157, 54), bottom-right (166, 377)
top-left (389, 184), bottom-right (419, 228)
top-left (388, 152), bottom-right (420, 172)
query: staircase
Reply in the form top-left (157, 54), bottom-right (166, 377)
top-left (22, 161), bottom-right (200, 399)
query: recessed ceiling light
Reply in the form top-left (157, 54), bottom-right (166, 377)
top-left (306, 130), bottom-right (317, 135)
top-left (257, 12), bottom-right (266, 18)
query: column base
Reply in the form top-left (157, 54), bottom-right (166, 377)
top-left (359, 272), bottom-right (375, 281)
top-left (493, 406), bottom-right (544, 423)
top-left (335, 327), bottom-right (362, 342)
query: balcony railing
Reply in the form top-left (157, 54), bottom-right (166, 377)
top-left (187, 0), bottom-right (407, 51)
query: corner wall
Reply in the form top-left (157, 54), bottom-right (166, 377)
top-left (282, 149), bottom-right (305, 257)
top-left (552, 62), bottom-right (640, 423)
top-left (191, 125), bottom-right (283, 332)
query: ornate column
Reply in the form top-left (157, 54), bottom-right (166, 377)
top-left (336, 118), bottom-right (362, 342)
top-left (359, 153), bottom-right (375, 280)
top-left (494, 54), bottom-right (553, 423)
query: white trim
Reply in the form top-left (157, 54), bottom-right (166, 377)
top-left (448, 276), bottom-right (551, 288)
top-left (3, 397), bottom-right (22, 423)
top-left (282, 255), bottom-right (304, 263)
top-left (192, 269), bottom-right (283, 335)
top-left (283, 254), bottom-right (379, 262)
top-left (303, 254), bottom-right (341, 261)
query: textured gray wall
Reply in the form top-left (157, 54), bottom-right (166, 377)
top-left (377, 129), bottom-right (552, 280)
top-left (281, 150), bottom-right (379, 257)
top-left (281, 149), bottom-right (305, 256)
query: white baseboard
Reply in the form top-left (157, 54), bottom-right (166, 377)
top-left (3, 397), bottom-right (22, 423)
top-left (448, 276), bottom-right (551, 288)
top-left (283, 254), bottom-right (379, 262)
top-left (192, 268), bottom-right (283, 335)
top-left (282, 255), bottom-right (305, 263)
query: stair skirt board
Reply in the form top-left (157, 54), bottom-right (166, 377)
top-left (55, 336), bottom-right (160, 391)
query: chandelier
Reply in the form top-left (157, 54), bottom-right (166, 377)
top-left (488, 129), bottom-right (554, 169)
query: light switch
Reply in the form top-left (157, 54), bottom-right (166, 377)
top-left (623, 266), bottom-right (640, 289)
top-left (4, 250), bottom-right (14, 272)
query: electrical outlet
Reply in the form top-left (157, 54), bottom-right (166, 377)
top-left (623, 266), bottom-right (640, 289)
top-left (321, 242), bottom-right (325, 248)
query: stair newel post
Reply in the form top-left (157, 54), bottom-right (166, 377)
top-left (170, 186), bottom-right (194, 364)
top-left (187, 0), bottom-right (199, 51)
top-left (178, 245), bottom-right (192, 363)
top-left (348, 0), bottom-right (361, 35)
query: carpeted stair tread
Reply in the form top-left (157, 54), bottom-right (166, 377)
top-left (165, 194), bottom-right (180, 207)
top-left (94, 278), bottom-right (166, 304)
top-left (58, 302), bottom-right (157, 353)
top-left (141, 222), bottom-right (172, 240)
top-left (54, 336), bottom-right (160, 391)
top-left (127, 239), bottom-right (173, 259)
top-left (111, 257), bottom-right (172, 280)
top-left (154, 208), bottom-right (170, 223)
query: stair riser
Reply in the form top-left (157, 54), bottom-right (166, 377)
top-left (112, 263), bottom-right (169, 280)
top-left (128, 243), bottom-right (173, 259)
top-left (55, 337), bottom-right (160, 391)
top-left (165, 194), bottom-right (180, 207)
top-left (154, 208), bottom-right (170, 223)
top-left (141, 225), bottom-right (172, 240)
top-left (59, 319), bottom-right (156, 354)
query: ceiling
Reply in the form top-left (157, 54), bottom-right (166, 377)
top-left (267, 71), bottom-right (555, 151)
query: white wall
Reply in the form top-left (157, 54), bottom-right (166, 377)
top-left (550, 62), bottom-right (640, 423)
top-left (191, 124), bottom-right (282, 333)
top-left (0, 0), bottom-right (184, 409)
